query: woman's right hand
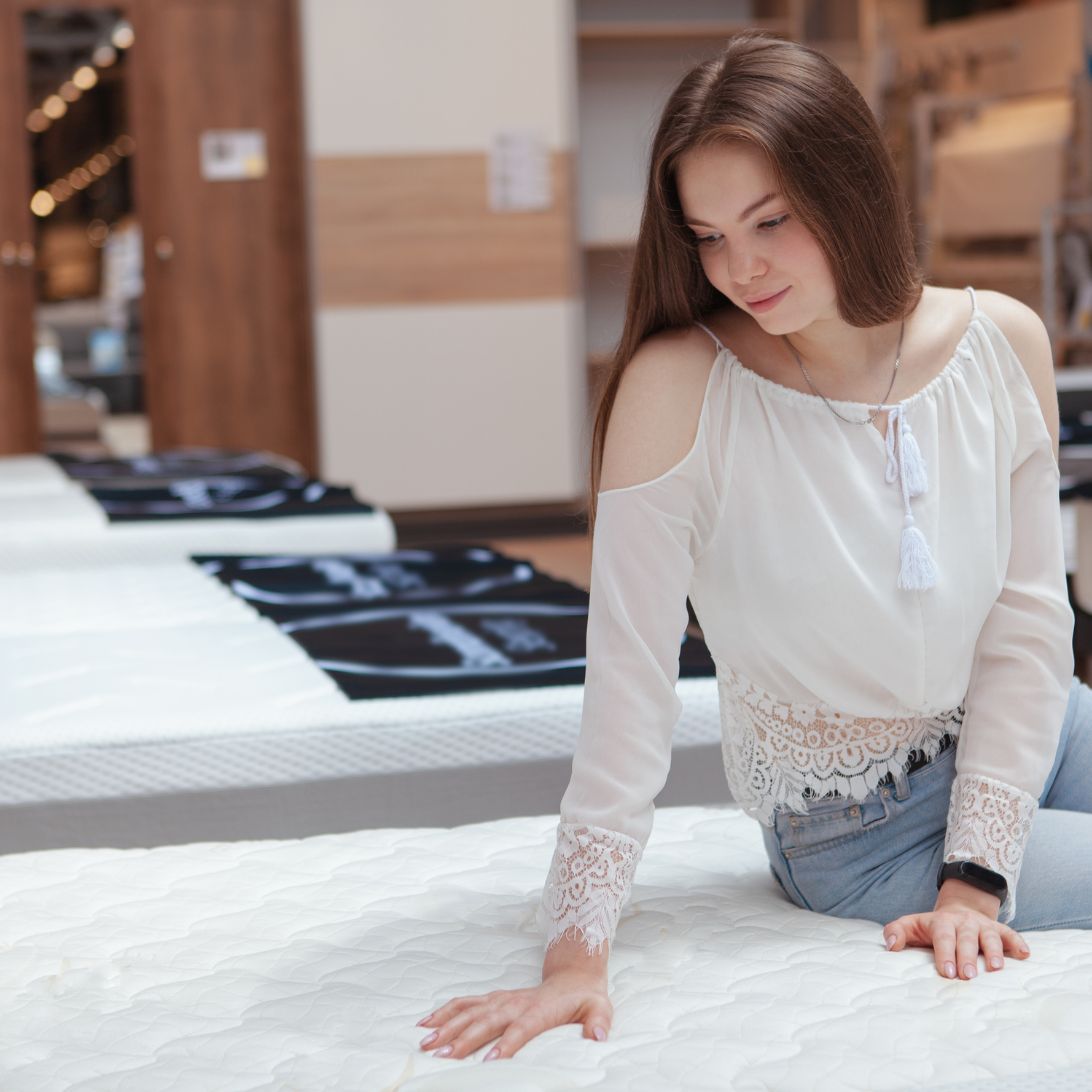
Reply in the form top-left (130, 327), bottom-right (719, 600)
top-left (417, 934), bottom-right (612, 1062)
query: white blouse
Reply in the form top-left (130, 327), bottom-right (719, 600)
top-left (539, 285), bottom-right (1074, 951)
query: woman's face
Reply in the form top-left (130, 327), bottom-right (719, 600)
top-left (675, 142), bottom-right (837, 333)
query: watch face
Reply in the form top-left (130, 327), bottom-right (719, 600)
top-left (960, 862), bottom-right (994, 883)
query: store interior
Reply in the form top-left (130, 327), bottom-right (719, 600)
top-left (12, 1), bottom-right (1092, 474)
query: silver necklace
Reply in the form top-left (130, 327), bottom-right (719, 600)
top-left (782, 320), bottom-right (905, 425)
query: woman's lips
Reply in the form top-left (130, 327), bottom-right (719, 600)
top-left (746, 286), bottom-right (790, 313)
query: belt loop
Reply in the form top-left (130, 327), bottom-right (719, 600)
top-left (892, 763), bottom-right (911, 801)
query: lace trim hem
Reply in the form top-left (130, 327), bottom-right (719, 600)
top-left (717, 666), bottom-right (964, 825)
top-left (944, 773), bottom-right (1037, 923)
top-left (538, 822), bottom-right (642, 956)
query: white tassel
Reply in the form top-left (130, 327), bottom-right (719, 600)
top-left (899, 423), bottom-right (928, 498)
top-left (898, 515), bottom-right (937, 590)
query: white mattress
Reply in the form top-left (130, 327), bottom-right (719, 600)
top-left (0, 456), bottom-right (396, 559)
top-left (0, 560), bottom-right (724, 846)
top-left (0, 805), bottom-right (1088, 1091)
top-left (0, 454), bottom-right (71, 496)
top-left (0, 560), bottom-right (259, 635)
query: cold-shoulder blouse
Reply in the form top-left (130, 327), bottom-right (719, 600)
top-left (539, 285), bottom-right (1074, 951)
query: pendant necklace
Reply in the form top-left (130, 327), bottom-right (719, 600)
top-left (782, 320), bottom-right (906, 425)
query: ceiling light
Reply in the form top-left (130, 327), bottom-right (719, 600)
top-left (111, 21), bottom-right (134, 49)
top-left (73, 66), bottom-right (98, 90)
top-left (42, 95), bottom-right (67, 120)
top-left (30, 191), bottom-right (55, 217)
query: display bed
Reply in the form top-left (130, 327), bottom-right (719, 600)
top-left (0, 452), bottom-right (396, 559)
top-left (0, 552), bottom-right (723, 849)
top-left (0, 805), bottom-right (1088, 1091)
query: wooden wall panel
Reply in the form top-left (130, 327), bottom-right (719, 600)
top-left (133, 0), bottom-right (317, 471)
top-left (0, 0), bottom-right (40, 453)
top-left (311, 151), bottom-right (577, 306)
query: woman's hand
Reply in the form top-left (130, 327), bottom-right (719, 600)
top-left (417, 967), bottom-right (612, 1062)
top-left (882, 879), bottom-right (1031, 980)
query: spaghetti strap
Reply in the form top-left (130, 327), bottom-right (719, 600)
top-left (964, 285), bottom-right (977, 314)
top-left (694, 321), bottom-right (725, 352)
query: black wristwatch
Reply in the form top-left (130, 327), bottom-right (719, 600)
top-left (936, 860), bottom-right (1008, 903)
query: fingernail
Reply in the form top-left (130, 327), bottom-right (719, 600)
top-left (1020, 946), bottom-right (1030, 956)
top-left (884, 934), bottom-right (896, 950)
top-left (484, 1047), bottom-right (500, 1062)
top-left (963, 964), bottom-right (977, 979)
top-left (989, 957), bottom-right (1003, 970)
top-left (944, 962), bottom-right (956, 978)
top-left (419, 1031), bottom-right (438, 1047)
top-left (435, 1045), bottom-right (453, 1058)
top-left (417, 1014), bottom-right (433, 1027)
top-left (593, 1026), bottom-right (607, 1042)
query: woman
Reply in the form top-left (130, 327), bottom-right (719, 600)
top-left (417, 30), bottom-right (1091, 1063)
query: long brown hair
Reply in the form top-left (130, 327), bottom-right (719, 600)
top-left (588, 30), bottom-right (923, 527)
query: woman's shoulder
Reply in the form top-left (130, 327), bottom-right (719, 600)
top-left (600, 325), bottom-right (725, 492)
top-left (972, 289), bottom-right (1052, 371)
top-left (970, 288), bottom-right (1057, 449)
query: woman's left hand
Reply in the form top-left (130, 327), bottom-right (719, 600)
top-left (882, 879), bottom-right (1030, 980)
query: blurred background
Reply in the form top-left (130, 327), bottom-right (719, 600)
top-left (0, 0), bottom-right (1090, 562)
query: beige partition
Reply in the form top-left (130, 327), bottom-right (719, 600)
top-left (300, 0), bottom-right (583, 513)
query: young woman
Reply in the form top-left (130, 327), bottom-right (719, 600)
top-left (418, 30), bottom-right (1091, 1063)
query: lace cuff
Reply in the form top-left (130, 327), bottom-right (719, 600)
top-left (537, 822), bottom-right (642, 956)
top-left (943, 773), bottom-right (1038, 923)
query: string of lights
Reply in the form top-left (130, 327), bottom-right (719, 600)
top-left (25, 19), bottom-right (134, 134)
top-left (31, 134), bottom-right (136, 219)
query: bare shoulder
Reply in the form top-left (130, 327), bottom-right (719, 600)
top-left (600, 325), bottom-right (721, 492)
top-left (974, 289), bottom-right (1052, 370)
top-left (974, 289), bottom-right (1058, 453)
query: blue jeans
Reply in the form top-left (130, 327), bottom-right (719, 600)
top-left (761, 676), bottom-right (1092, 930)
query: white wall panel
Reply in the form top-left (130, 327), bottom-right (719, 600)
top-left (316, 301), bottom-right (587, 510)
top-left (301, 0), bottom-right (575, 155)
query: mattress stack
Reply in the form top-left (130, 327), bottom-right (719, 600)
top-left (0, 450), bottom-right (725, 851)
top-left (2, 454), bottom-right (1090, 1089)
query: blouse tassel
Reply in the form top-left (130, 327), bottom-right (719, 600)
top-left (898, 420), bottom-right (928, 497)
top-left (899, 514), bottom-right (938, 590)
top-left (885, 404), bottom-right (937, 590)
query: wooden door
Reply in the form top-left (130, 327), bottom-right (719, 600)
top-left (129, 0), bottom-right (316, 469)
top-left (0, 1), bottom-right (40, 454)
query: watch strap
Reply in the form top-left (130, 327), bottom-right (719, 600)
top-left (936, 860), bottom-right (1008, 902)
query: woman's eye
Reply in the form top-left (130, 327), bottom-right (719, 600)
top-left (693, 233), bottom-right (721, 248)
top-left (759, 214), bottom-right (789, 231)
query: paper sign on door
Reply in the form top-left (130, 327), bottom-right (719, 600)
top-left (200, 130), bottom-right (268, 181)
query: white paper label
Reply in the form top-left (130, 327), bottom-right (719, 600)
top-left (200, 130), bottom-right (268, 181)
top-left (489, 130), bottom-right (551, 212)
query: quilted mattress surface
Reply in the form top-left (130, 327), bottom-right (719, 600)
top-left (1, 805), bottom-right (1089, 1091)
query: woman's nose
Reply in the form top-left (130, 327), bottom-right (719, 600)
top-left (728, 249), bottom-right (767, 285)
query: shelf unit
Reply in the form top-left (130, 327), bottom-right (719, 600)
top-left (578, 19), bottom-right (794, 41)
top-left (572, 0), bottom-right (870, 412)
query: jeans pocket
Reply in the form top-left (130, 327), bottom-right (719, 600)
top-left (780, 794), bottom-right (889, 859)
top-left (903, 737), bottom-right (958, 792)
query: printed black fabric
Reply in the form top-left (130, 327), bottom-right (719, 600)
top-left (199, 546), bottom-right (716, 699)
top-left (197, 547), bottom-right (586, 616)
top-left (1060, 419), bottom-right (1092, 446)
top-left (90, 480), bottom-right (375, 522)
top-left (52, 449), bottom-right (300, 487)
